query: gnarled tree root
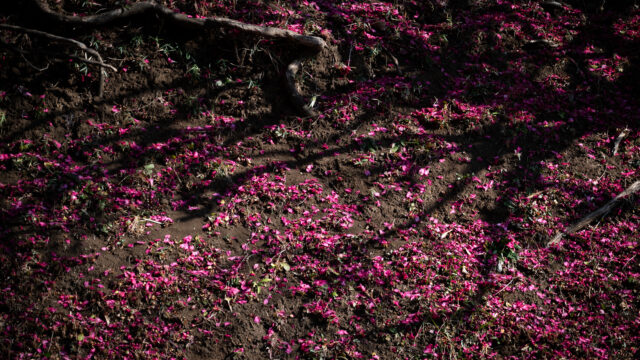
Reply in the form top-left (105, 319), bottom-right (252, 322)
top-left (20, 0), bottom-right (326, 115)
top-left (0, 23), bottom-right (117, 97)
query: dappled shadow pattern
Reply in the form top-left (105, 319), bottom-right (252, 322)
top-left (1, 0), bottom-right (639, 358)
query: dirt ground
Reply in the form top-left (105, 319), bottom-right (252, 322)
top-left (1, 0), bottom-right (640, 359)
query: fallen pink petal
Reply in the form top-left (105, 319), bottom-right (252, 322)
top-left (0, 1), bottom-right (639, 359)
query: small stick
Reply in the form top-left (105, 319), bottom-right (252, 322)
top-left (495, 277), bottom-right (517, 296)
top-left (548, 180), bottom-right (640, 246)
top-left (67, 55), bottom-right (117, 72)
top-left (526, 39), bottom-right (559, 48)
top-left (527, 190), bottom-right (545, 199)
top-left (612, 128), bottom-right (629, 156)
top-left (623, 254), bottom-right (637, 269)
top-left (0, 23), bottom-right (115, 97)
top-left (541, 1), bottom-right (567, 10)
top-left (19, 51), bottom-right (49, 72)
top-left (140, 218), bottom-right (163, 224)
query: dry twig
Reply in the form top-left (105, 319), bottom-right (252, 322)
top-left (548, 180), bottom-right (640, 246)
top-left (18, 51), bottom-right (49, 72)
top-left (526, 39), bottom-right (560, 48)
top-left (541, 1), bottom-right (567, 10)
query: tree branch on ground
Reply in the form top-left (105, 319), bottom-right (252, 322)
top-left (548, 180), bottom-right (640, 246)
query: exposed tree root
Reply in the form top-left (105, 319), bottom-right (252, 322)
top-left (285, 60), bottom-right (317, 117)
top-left (613, 128), bottom-right (629, 156)
top-left (381, 46), bottom-right (401, 75)
top-left (19, 0), bottom-right (326, 115)
top-left (548, 180), bottom-right (640, 246)
top-left (0, 23), bottom-right (116, 97)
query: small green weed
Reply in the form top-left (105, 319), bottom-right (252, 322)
top-left (131, 34), bottom-right (144, 47)
top-left (187, 63), bottom-right (201, 77)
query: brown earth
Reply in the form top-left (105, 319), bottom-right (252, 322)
top-left (1, 0), bottom-right (640, 359)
